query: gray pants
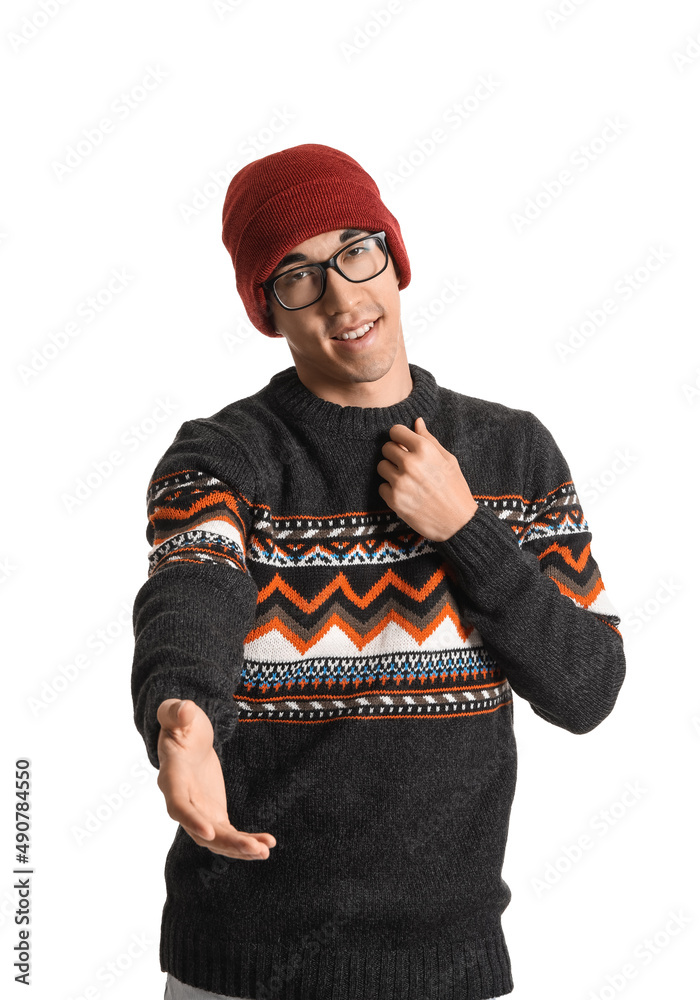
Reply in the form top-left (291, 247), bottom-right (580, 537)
top-left (164, 973), bottom-right (245, 999)
top-left (165, 971), bottom-right (505, 1000)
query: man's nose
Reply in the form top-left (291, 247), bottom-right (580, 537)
top-left (323, 265), bottom-right (362, 308)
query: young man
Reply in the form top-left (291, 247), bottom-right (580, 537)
top-left (131, 143), bottom-right (626, 1000)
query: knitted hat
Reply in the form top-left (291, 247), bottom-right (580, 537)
top-left (221, 143), bottom-right (411, 338)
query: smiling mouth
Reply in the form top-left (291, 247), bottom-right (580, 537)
top-left (331, 319), bottom-right (377, 341)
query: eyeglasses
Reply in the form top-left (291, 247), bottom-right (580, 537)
top-left (261, 231), bottom-right (389, 311)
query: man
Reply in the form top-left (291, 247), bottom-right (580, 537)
top-left (131, 143), bottom-right (626, 1000)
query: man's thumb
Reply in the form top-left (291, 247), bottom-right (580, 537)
top-left (160, 698), bottom-right (190, 727)
top-left (173, 699), bottom-right (194, 722)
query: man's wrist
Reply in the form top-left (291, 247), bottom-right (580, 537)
top-left (433, 499), bottom-right (480, 543)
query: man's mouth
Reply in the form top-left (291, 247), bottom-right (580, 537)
top-left (331, 320), bottom-right (376, 341)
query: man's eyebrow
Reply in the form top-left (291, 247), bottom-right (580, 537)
top-left (272, 229), bottom-right (370, 274)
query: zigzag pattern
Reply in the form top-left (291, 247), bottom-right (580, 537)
top-left (145, 470), bottom-right (619, 721)
top-left (146, 469), bottom-right (253, 578)
top-left (245, 585), bottom-right (481, 653)
top-left (444, 481), bottom-right (621, 629)
top-left (460, 481), bottom-right (587, 540)
top-left (501, 481), bottom-right (620, 628)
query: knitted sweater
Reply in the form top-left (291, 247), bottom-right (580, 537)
top-left (131, 362), bottom-right (626, 1000)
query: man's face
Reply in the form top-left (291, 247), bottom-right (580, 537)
top-left (264, 227), bottom-right (403, 388)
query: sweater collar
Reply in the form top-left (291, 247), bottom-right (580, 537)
top-left (260, 362), bottom-right (440, 438)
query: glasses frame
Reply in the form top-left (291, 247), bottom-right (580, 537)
top-left (261, 230), bottom-right (389, 311)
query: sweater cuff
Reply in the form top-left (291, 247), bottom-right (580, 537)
top-left (139, 681), bottom-right (240, 771)
top-left (432, 504), bottom-right (533, 612)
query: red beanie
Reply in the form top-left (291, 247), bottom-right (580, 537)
top-left (221, 143), bottom-right (411, 338)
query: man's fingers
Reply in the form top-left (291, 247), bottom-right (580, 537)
top-left (163, 789), bottom-right (275, 859)
top-left (183, 820), bottom-right (275, 859)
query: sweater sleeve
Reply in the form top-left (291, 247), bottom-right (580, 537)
top-left (431, 412), bottom-right (626, 735)
top-left (130, 418), bottom-right (260, 769)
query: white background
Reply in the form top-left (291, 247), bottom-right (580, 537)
top-left (2, 1), bottom-right (699, 997)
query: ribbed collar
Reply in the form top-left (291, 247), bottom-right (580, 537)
top-left (259, 363), bottom-right (440, 438)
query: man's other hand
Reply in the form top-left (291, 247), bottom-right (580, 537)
top-left (156, 698), bottom-right (277, 861)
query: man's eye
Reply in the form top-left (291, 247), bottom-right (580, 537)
top-left (282, 270), bottom-right (310, 284)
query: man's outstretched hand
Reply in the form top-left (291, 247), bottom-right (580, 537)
top-left (156, 698), bottom-right (276, 861)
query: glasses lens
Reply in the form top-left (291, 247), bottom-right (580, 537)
top-left (337, 235), bottom-right (387, 283)
top-left (273, 265), bottom-right (324, 309)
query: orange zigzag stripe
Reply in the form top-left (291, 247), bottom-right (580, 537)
top-left (150, 490), bottom-right (245, 534)
top-left (256, 565), bottom-right (448, 612)
top-left (530, 539), bottom-right (605, 608)
top-left (553, 574), bottom-right (605, 608)
top-left (245, 603), bottom-right (476, 655)
top-left (534, 539), bottom-right (592, 572)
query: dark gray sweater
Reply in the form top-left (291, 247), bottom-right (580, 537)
top-left (131, 362), bottom-right (625, 999)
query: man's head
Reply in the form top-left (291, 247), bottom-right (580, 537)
top-left (221, 144), bottom-right (411, 338)
top-left (260, 225), bottom-right (404, 386)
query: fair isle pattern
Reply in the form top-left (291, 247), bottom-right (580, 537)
top-left (146, 469), bottom-right (254, 579)
top-left (476, 480), bottom-right (589, 542)
top-left (477, 480), bottom-right (622, 631)
top-left (249, 507), bottom-right (431, 566)
top-left (234, 484), bottom-right (619, 723)
top-left (142, 473), bottom-right (617, 723)
top-left (238, 504), bottom-right (513, 724)
top-left (235, 678), bottom-right (512, 723)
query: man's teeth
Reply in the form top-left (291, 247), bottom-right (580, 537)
top-left (336, 321), bottom-right (374, 340)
